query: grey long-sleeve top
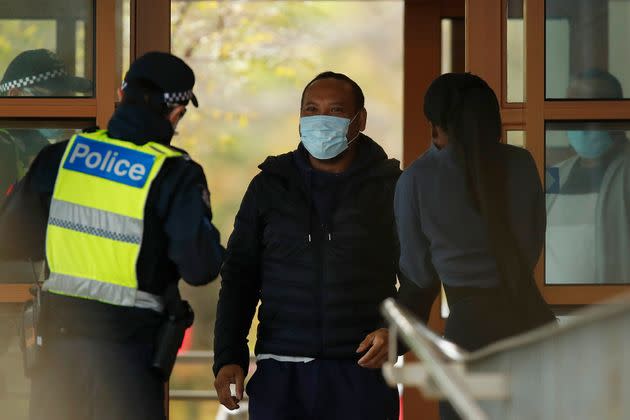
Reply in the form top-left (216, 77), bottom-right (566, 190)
top-left (394, 143), bottom-right (545, 289)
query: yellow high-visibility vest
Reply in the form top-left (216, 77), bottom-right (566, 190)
top-left (44, 130), bottom-right (183, 311)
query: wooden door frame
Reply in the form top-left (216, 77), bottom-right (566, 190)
top-left (133, 0), bottom-right (171, 55)
top-left (403, 2), bottom-right (464, 418)
top-left (468, 0), bottom-right (630, 305)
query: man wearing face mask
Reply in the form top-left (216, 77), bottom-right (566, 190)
top-left (0, 51), bottom-right (225, 420)
top-left (213, 72), bottom-right (430, 419)
top-left (546, 69), bottom-right (630, 284)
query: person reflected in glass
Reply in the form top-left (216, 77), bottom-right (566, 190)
top-left (0, 49), bottom-right (93, 203)
top-left (0, 49), bottom-right (93, 403)
top-left (546, 69), bottom-right (630, 284)
top-left (213, 71), bottom-right (431, 420)
top-left (0, 49), bottom-right (92, 97)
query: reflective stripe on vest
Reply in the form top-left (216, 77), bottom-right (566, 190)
top-left (49, 199), bottom-right (143, 245)
top-left (44, 130), bottom-right (182, 311)
top-left (45, 272), bottom-right (164, 312)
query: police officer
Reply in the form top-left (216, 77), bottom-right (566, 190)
top-left (0, 51), bottom-right (225, 420)
top-left (0, 49), bottom-right (93, 205)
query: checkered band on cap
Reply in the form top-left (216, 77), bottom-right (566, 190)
top-left (0, 69), bottom-right (66, 93)
top-left (164, 90), bottom-right (194, 105)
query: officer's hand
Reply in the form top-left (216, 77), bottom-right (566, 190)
top-left (356, 328), bottom-right (389, 369)
top-left (214, 364), bottom-right (245, 410)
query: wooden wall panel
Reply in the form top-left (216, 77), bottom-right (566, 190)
top-left (0, 99), bottom-right (96, 118)
top-left (403, 3), bottom-right (444, 418)
top-left (441, 0), bottom-right (465, 17)
top-left (524, 0), bottom-right (547, 302)
top-left (96, 0), bottom-right (117, 127)
top-left (133, 0), bottom-right (171, 56)
top-left (0, 285), bottom-right (31, 303)
top-left (466, 0), bottom-right (502, 96)
top-left (403, 1), bottom-right (442, 167)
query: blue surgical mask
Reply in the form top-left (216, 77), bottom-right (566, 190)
top-left (567, 130), bottom-right (614, 159)
top-left (300, 113), bottom-right (360, 160)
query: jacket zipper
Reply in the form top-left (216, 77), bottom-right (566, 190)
top-left (319, 225), bottom-right (334, 356)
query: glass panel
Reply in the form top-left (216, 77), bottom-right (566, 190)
top-left (0, 120), bottom-right (92, 419)
top-left (507, 130), bottom-right (525, 147)
top-left (116, 0), bottom-right (131, 96)
top-left (441, 18), bottom-right (465, 75)
top-left (0, 122), bottom-right (90, 206)
top-left (170, 351), bottom-right (258, 419)
top-left (507, 0), bottom-right (524, 102)
top-left (170, 353), bottom-right (215, 392)
top-left (0, 303), bottom-right (29, 420)
top-left (0, 0), bottom-right (94, 97)
top-left (442, 19), bottom-right (453, 74)
top-left (546, 0), bottom-right (630, 99)
top-left (170, 401), bottom-right (223, 420)
top-left (545, 121), bottom-right (630, 284)
top-left (0, 121), bottom-right (93, 281)
top-left (169, 352), bottom-right (255, 416)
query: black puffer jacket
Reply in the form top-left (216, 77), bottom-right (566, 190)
top-left (214, 135), bottom-right (429, 375)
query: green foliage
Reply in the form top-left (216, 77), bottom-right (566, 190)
top-left (172, 1), bottom-right (330, 238)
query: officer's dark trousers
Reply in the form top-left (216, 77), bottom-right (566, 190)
top-left (30, 336), bottom-right (164, 420)
top-left (246, 359), bottom-right (399, 420)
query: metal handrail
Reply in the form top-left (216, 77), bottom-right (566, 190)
top-left (169, 390), bottom-right (219, 401)
top-left (408, 316), bottom-right (468, 362)
top-left (381, 298), bottom-right (489, 420)
top-left (175, 351), bottom-right (256, 364)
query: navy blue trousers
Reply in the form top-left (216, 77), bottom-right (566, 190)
top-left (246, 359), bottom-right (399, 420)
top-left (30, 336), bottom-right (165, 420)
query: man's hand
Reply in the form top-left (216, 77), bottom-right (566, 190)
top-left (356, 328), bottom-right (389, 369)
top-left (214, 364), bottom-right (245, 410)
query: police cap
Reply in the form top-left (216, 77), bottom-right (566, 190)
top-left (0, 49), bottom-right (93, 95)
top-left (123, 51), bottom-right (198, 107)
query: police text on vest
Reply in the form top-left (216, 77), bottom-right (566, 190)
top-left (64, 136), bottom-right (156, 188)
